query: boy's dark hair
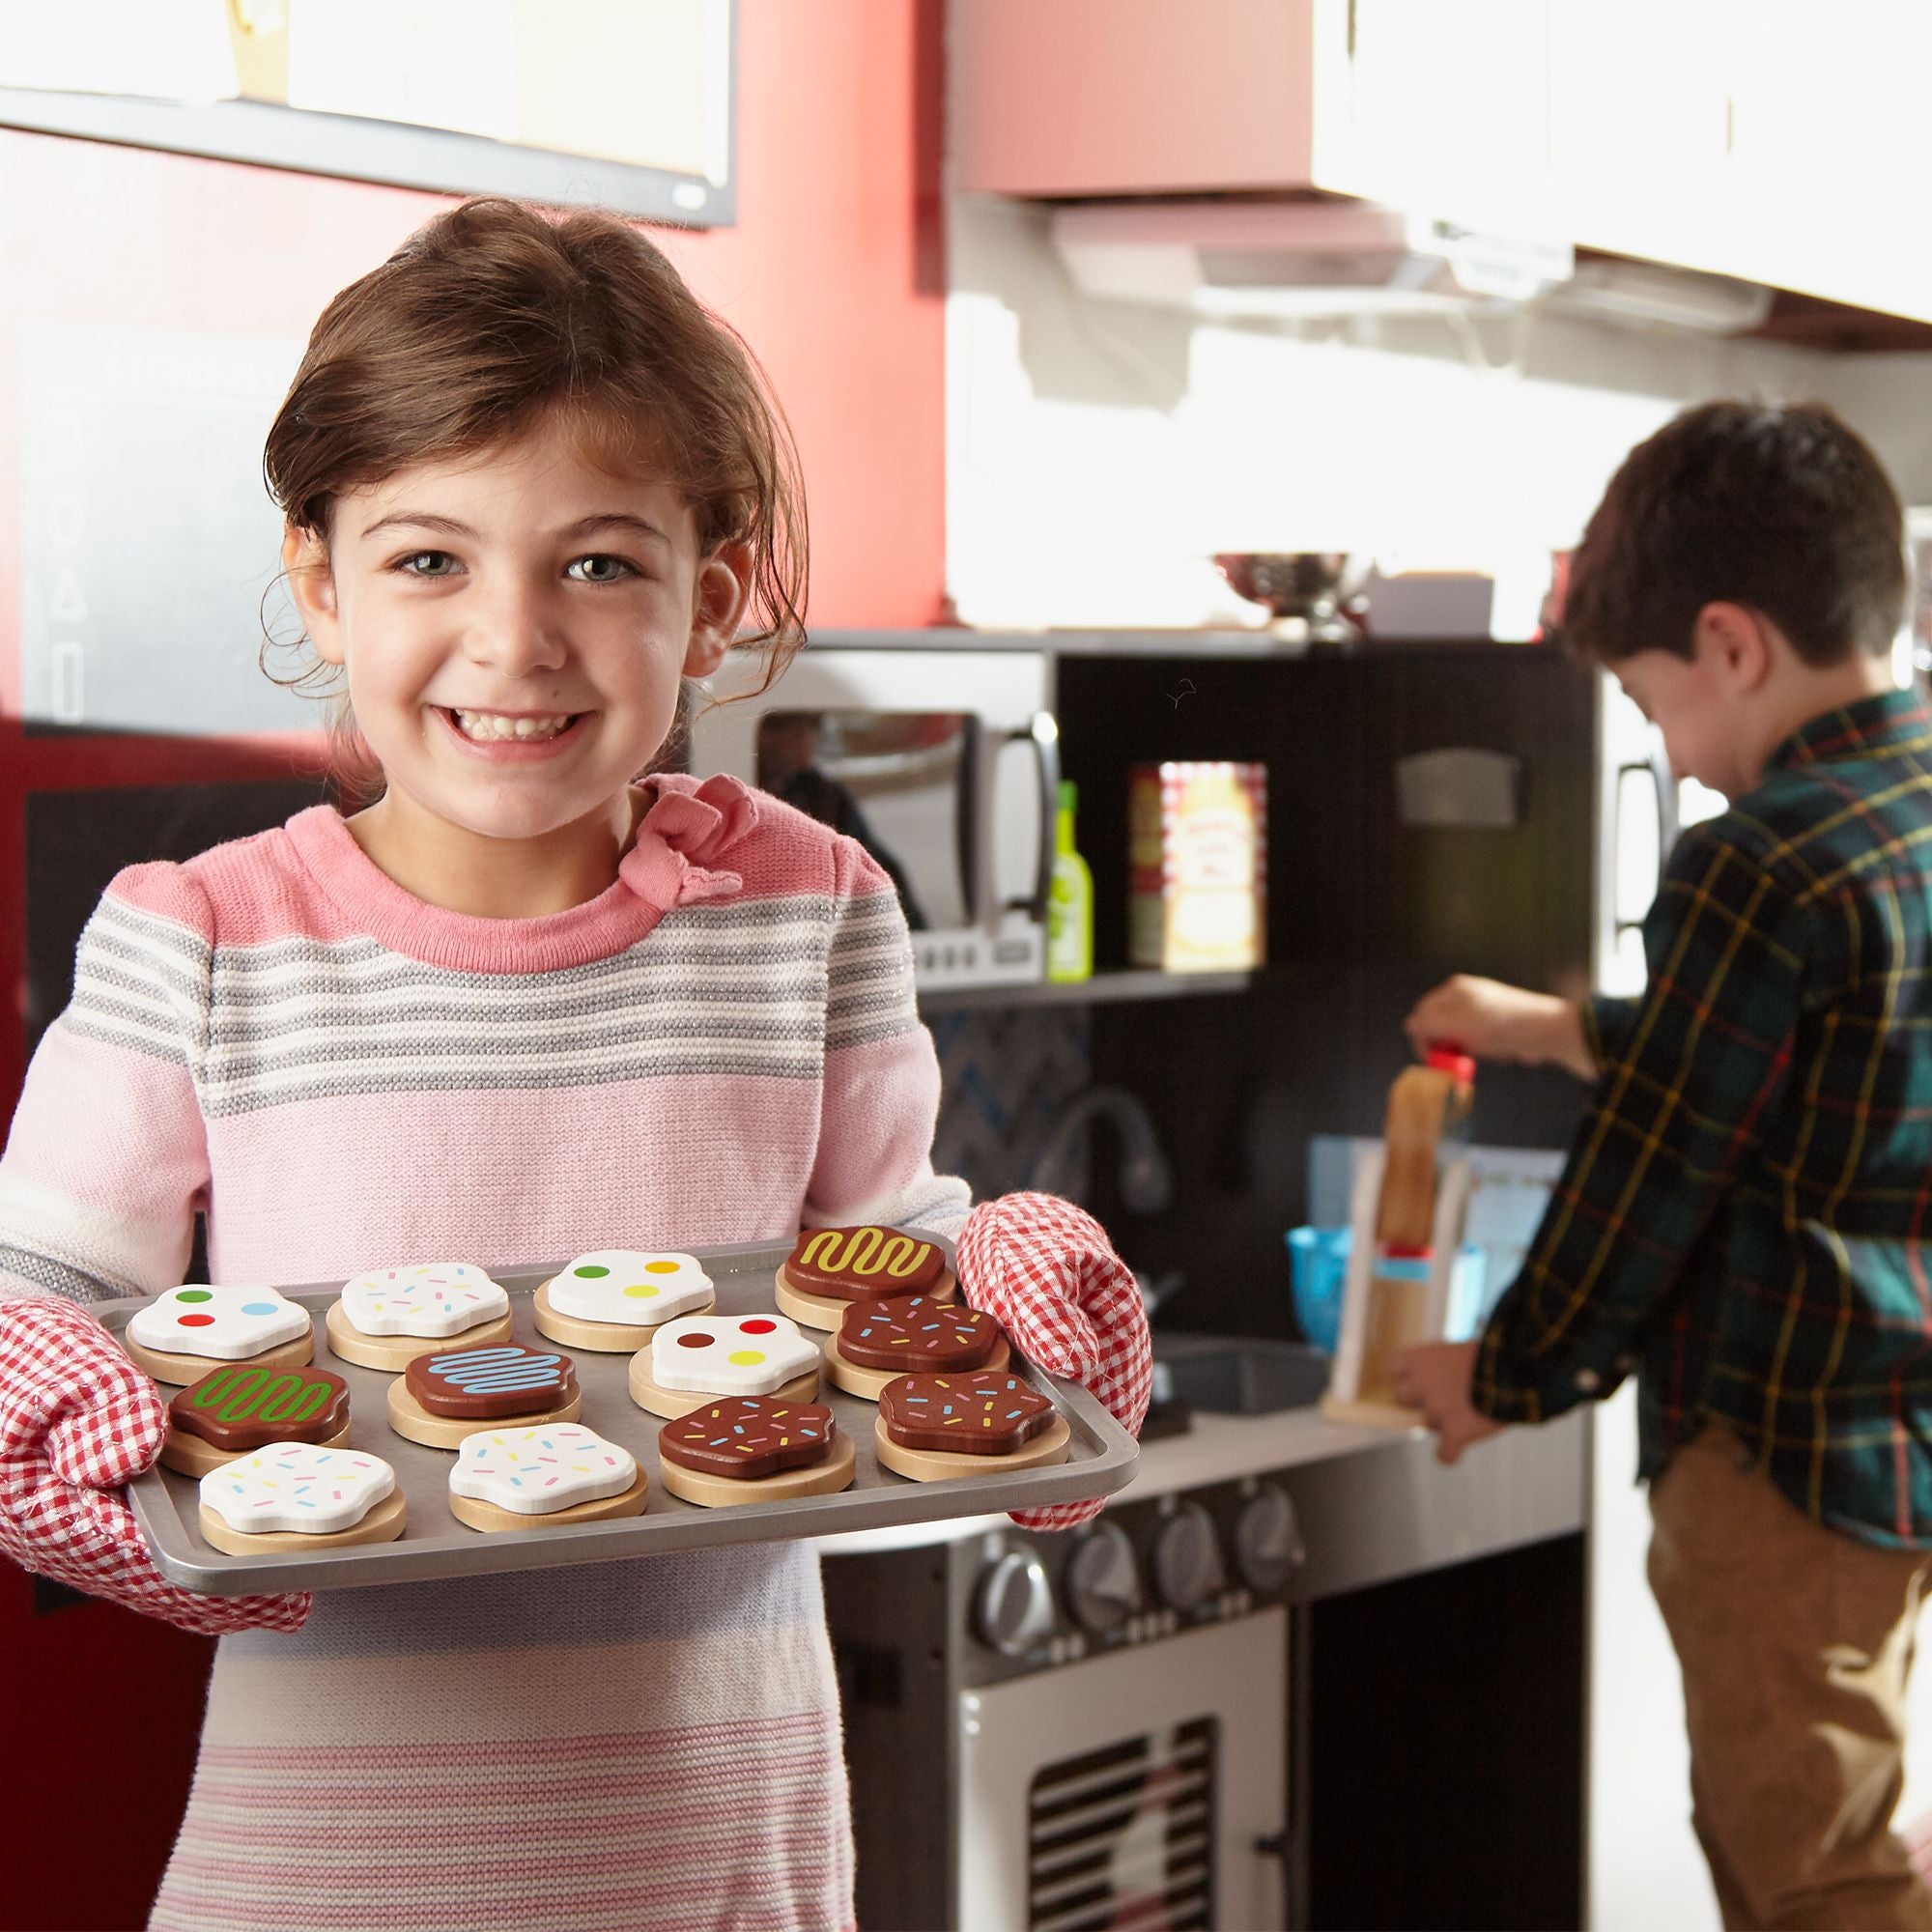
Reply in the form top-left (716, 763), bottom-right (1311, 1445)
top-left (1559, 400), bottom-right (1906, 667)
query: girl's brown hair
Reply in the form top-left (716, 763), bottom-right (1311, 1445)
top-left (263, 196), bottom-right (808, 791)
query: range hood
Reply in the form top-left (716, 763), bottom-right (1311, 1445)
top-left (1049, 199), bottom-right (1776, 335)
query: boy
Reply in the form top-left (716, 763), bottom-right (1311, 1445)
top-left (1396, 400), bottom-right (1932, 1931)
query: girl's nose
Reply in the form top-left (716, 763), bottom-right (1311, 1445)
top-left (465, 577), bottom-right (567, 675)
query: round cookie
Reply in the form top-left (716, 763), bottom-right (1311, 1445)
top-left (627, 1314), bottom-right (821, 1420)
top-left (198, 1441), bottom-right (405, 1553)
top-left (874, 1370), bottom-right (1071, 1482)
top-left (447, 1423), bottom-right (647, 1532)
top-left (656, 1396), bottom-right (857, 1508)
top-left (775, 1226), bottom-right (956, 1331)
top-left (327, 1264), bottom-right (513, 1372)
top-left (163, 1362), bottom-right (352, 1477)
top-left (388, 1345), bottom-right (582, 1449)
top-left (824, 1295), bottom-right (1010, 1401)
top-left (125, 1285), bottom-right (313, 1385)
top-left (532, 1250), bottom-right (715, 1351)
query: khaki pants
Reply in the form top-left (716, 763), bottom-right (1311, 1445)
top-left (1648, 1425), bottom-right (1932, 1931)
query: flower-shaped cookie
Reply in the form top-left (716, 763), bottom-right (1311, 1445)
top-left (648, 1314), bottom-right (819, 1395)
top-left (128, 1285), bottom-right (310, 1362)
top-left (548, 1251), bottom-right (714, 1325)
top-left (449, 1424), bottom-right (638, 1516)
top-left (200, 1442), bottom-right (396, 1535)
top-left (338, 1264), bottom-right (509, 1338)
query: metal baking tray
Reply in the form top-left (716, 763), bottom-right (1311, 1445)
top-left (99, 1238), bottom-right (1139, 1594)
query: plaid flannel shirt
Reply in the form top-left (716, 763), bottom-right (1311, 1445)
top-left (1473, 688), bottom-right (1932, 1547)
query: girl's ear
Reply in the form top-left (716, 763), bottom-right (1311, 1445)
top-left (283, 526), bottom-right (345, 665)
top-left (684, 542), bottom-right (753, 678)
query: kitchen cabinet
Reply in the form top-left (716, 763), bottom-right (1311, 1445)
top-left (951, 0), bottom-right (1932, 326)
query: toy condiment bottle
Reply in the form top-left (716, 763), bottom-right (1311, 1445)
top-left (1046, 780), bottom-right (1094, 982)
top-left (1354, 1044), bottom-right (1475, 1407)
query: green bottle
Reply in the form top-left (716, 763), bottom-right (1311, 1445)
top-left (1046, 780), bottom-right (1094, 982)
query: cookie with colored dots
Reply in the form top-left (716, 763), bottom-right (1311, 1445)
top-left (163, 1363), bottom-right (352, 1477)
top-left (325, 1264), bottom-right (513, 1372)
top-left (655, 1397), bottom-right (857, 1508)
top-left (124, 1285), bottom-right (314, 1385)
top-left (197, 1441), bottom-right (406, 1553)
top-left (627, 1314), bottom-right (821, 1420)
top-left (824, 1295), bottom-right (1010, 1401)
top-left (446, 1423), bottom-right (647, 1532)
top-left (873, 1370), bottom-right (1071, 1483)
top-left (775, 1226), bottom-right (955, 1331)
top-left (532, 1250), bottom-right (715, 1351)
top-left (388, 1345), bottom-right (583, 1449)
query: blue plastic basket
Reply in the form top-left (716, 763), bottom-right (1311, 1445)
top-left (1287, 1226), bottom-right (1488, 1352)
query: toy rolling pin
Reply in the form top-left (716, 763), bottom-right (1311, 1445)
top-left (1322, 1044), bottom-right (1475, 1427)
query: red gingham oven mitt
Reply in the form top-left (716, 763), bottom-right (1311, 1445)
top-left (956, 1192), bottom-right (1152, 1530)
top-left (0, 1294), bottom-right (309, 1635)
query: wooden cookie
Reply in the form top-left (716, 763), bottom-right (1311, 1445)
top-left (531, 1251), bottom-right (715, 1350)
top-left (197, 1441), bottom-right (405, 1552)
top-left (775, 1225), bottom-right (955, 1331)
top-left (326, 1297), bottom-right (513, 1373)
top-left (163, 1362), bottom-right (353, 1476)
top-left (655, 1396), bottom-right (857, 1508)
top-left (388, 1342), bottom-right (583, 1449)
top-left (628, 1349), bottom-right (820, 1421)
top-left (127, 1325), bottom-right (314, 1388)
top-left (446, 1423), bottom-right (647, 1532)
top-left (824, 1297), bottom-right (1010, 1401)
top-left (874, 1370), bottom-right (1069, 1481)
top-left (126, 1285), bottom-right (314, 1383)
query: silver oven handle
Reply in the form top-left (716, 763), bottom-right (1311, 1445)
top-left (1005, 712), bottom-right (1061, 921)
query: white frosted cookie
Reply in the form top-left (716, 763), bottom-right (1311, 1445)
top-left (648, 1314), bottom-right (820, 1396)
top-left (449, 1423), bottom-right (639, 1516)
top-left (547, 1250), bottom-right (714, 1325)
top-left (128, 1285), bottom-right (310, 1362)
top-left (338, 1264), bottom-right (510, 1337)
top-left (200, 1441), bottom-right (396, 1535)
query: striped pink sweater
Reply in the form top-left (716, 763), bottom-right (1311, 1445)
top-left (0, 774), bottom-right (968, 1932)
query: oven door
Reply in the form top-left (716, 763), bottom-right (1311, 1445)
top-left (956, 1606), bottom-right (1289, 1931)
top-left (688, 648), bottom-right (1056, 990)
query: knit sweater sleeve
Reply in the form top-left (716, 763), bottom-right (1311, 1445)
top-left (0, 864), bottom-right (213, 1306)
top-left (806, 837), bottom-right (971, 1240)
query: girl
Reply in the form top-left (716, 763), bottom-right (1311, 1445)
top-left (0, 197), bottom-right (1150, 1932)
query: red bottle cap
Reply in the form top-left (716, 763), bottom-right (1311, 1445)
top-left (1382, 1241), bottom-right (1435, 1261)
top-left (1425, 1041), bottom-right (1477, 1086)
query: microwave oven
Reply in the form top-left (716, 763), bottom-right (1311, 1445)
top-left (686, 644), bottom-right (1058, 991)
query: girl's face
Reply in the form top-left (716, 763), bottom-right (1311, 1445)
top-left (286, 417), bottom-right (749, 908)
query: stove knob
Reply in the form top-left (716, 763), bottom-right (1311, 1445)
top-left (1236, 1485), bottom-right (1304, 1594)
top-left (1151, 1502), bottom-right (1225, 1611)
top-left (1064, 1521), bottom-right (1142, 1634)
top-left (974, 1549), bottom-right (1056, 1657)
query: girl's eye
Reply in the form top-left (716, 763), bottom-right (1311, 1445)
top-left (566, 554), bottom-right (636, 584)
top-left (396, 551), bottom-right (458, 577)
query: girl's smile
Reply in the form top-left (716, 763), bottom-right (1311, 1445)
top-left (283, 415), bottom-right (749, 917)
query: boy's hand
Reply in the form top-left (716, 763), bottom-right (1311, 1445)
top-left (1392, 1339), bottom-right (1506, 1465)
top-left (1405, 975), bottom-right (1596, 1081)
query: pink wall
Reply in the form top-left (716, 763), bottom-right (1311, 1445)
top-left (0, 5), bottom-right (942, 1923)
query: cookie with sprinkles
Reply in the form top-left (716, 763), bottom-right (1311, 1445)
top-left (873, 1370), bottom-right (1072, 1483)
top-left (775, 1226), bottom-right (955, 1331)
top-left (824, 1295), bottom-right (1010, 1402)
top-left (655, 1397), bottom-right (857, 1509)
top-left (388, 1345), bottom-right (583, 1449)
top-left (446, 1422), bottom-right (648, 1532)
top-left (197, 1440), bottom-right (406, 1553)
top-left (326, 1263), bottom-right (514, 1372)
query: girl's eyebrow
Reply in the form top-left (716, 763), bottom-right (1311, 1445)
top-left (358, 509), bottom-right (673, 545)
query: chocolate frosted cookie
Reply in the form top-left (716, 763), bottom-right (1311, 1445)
top-left (839, 1297), bottom-right (1002, 1373)
top-left (163, 1364), bottom-right (352, 1476)
top-left (654, 1395), bottom-right (857, 1509)
top-left (658, 1396), bottom-right (838, 1480)
top-left (406, 1346), bottom-right (579, 1420)
top-left (775, 1226), bottom-right (956, 1331)
top-left (878, 1371), bottom-right (1055, 1456)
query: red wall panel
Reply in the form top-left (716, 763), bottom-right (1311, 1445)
top-left (0, 4), bottom-right (942, 1923)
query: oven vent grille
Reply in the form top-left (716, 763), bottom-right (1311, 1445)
top-left (1025, 1716), bottom-right (1218, 1932)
